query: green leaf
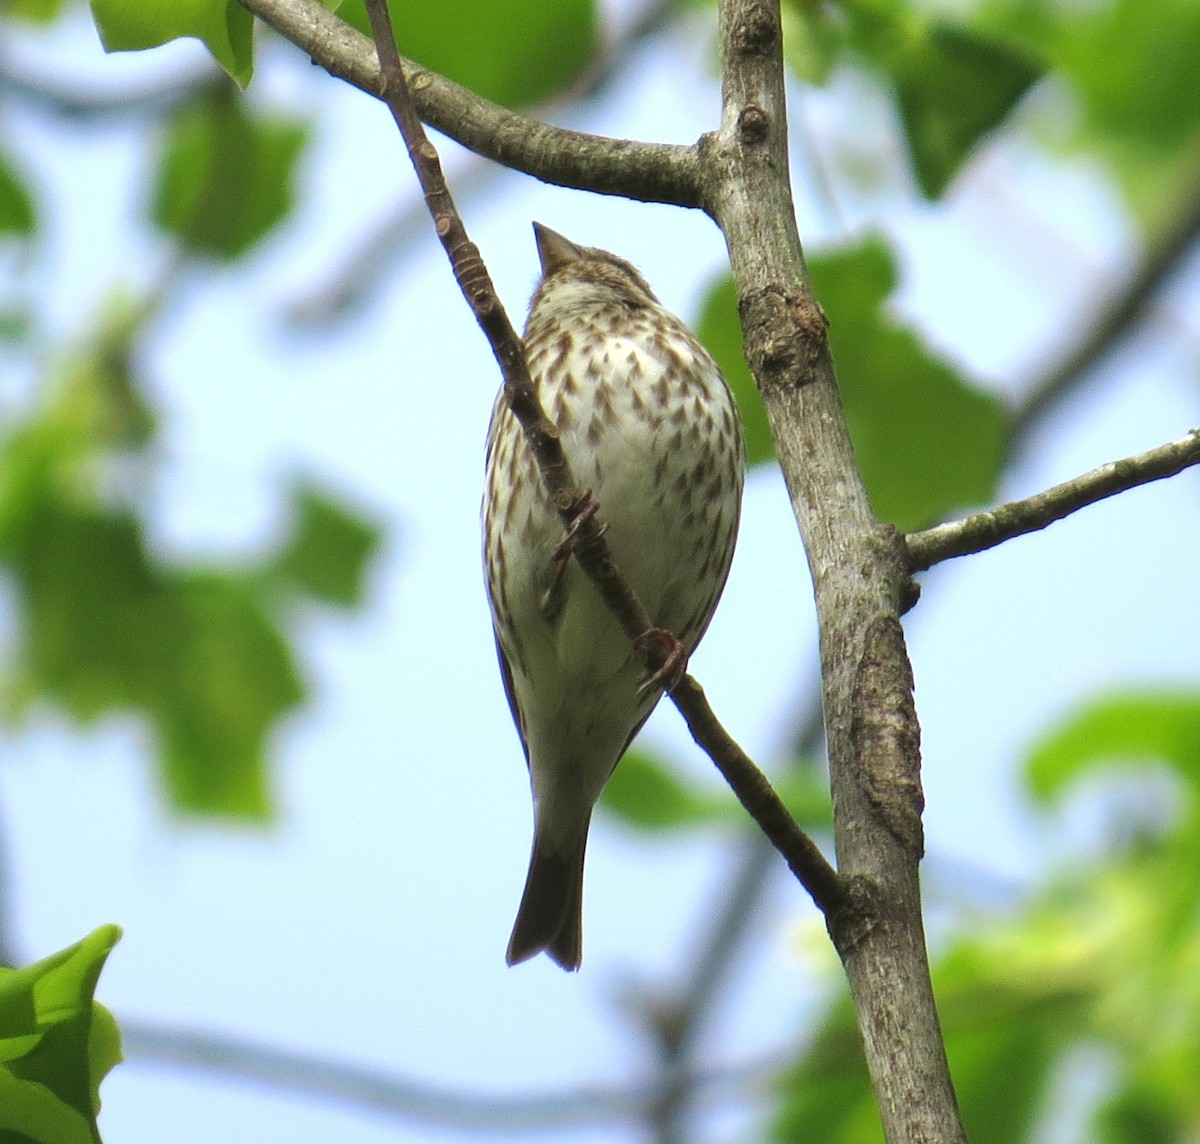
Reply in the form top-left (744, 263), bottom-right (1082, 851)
top-left (268, 483), bottom-right (383, 607)
top-left (978, 0), bottom-right (1200, 221)
top-left (4, 0), bottom-right (69, 20)
top-left (841, 3), bottom-right (1043, 197)
top-left (89, 0), bottom-right (254, 87)
top-left (696, 249), bottom-right (1009, 526)
top-left (695, 276), bottom-right (775, 468)
top-left (152, 574), bottom-right (305, 819)
top-left (334, 0), bottom-right (599, 108)
top-left (889, 19), bottom-right (1043, 198)
top-left (602, 747), bottom-right (832, 835)
top-left (782, 0), bottom-right (847, 86)
top-left (0, 927), bottom-right (122, 1144)
top-left (810, 238), bottom-right (1010, 530)
top-left (1026, 689), bottom-right (1200, 804)
top-left (152, 90), bottom-right (309, 260)
top-left (601, 748), bottom-right (725, 830)
top-left (0, 149), bottom-right (37, 237)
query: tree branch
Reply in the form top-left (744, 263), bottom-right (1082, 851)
top-left (702, 1), bottom-right (965, 1139)
top-left (907, 429), bottom-right (1200, 571)
top-left (235, 0), bottom-right (702, 207)
top-left (360, 0), bottom-right (841, 918)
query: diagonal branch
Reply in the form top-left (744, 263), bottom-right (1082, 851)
top-left (360, 0), bottom-right (842, 918)
top-left (236, 0), bottom-right (701, 207)
top-left (907, 429), bottom-right (1200, 571)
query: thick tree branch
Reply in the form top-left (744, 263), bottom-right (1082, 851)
top-left (907, 429), bottom-right (1200, 571)
top-left (701, 2), bottom-right (964, 1140)
top-left (361, 0), bottom-right (840, 917)
top-left (235, 0), bottom-right (701, 207)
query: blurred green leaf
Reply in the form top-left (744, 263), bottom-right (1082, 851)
top-left (811, 238), bottom-right (1009, 530)
top-left (334, 0), bottom-right (598, 108)
top-left (89, 0), bottom-right (254, 87)
top-left (602, 748), bottom-right (725, 829)
top-left (154, 574), bottom-right (304, 819)
top-left (0, 149), bottom-right (37, 236)
top-left (0, 927), bottom-right (122, 1144)
top-left (773, 994), bottom-right (883, 1144)
top-left (4, 0), bottom-right (69, 20)
top-left (603, 746), bottom-right (832, 834)
top-left (834, 2), bottom-right (1043, 197)
top-left (696, 243), bottom-right (1009, 527)
top-left (979, 0), bottom-right (1200, 220)
top-left (0, 300), bottom-right (380, 821)
top-left (782, 1), bottom-right (847, 86)
top-left (268, 483), bottom-right (383, 607)
top-left (776, 889), bottom-right (1095, 1144)
top-left (1026, 689), bottom-right (1200, 804)
top-left (152, 89), bottom-right (308, 259)
top-left (1094, 1087), bottom-right (1182, 1144)
top-left (888, 19), bottom-right (1042, 198)
top-left (695, 276), bottom-right (775, 468)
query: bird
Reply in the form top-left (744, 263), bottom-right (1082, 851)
top-left (482, 222), bottom-right (745, 969)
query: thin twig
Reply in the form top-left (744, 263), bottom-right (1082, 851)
top-left (361, 0), bottom-right (842, 917)
top-left (907, 429), bottom-right (1200, 571)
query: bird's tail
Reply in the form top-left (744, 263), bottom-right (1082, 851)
top-left (506, 818), bottom-right (591, 971)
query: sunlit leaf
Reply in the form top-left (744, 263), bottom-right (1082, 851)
top-left (979, 0), bottom-right (1200, 220)
top-left (152, 89), bottom-right (309, 259)
top-left (89, 0), bottom-right (254, 87)
top-left (782, 0), bottom-right (847, 86)
top-left (0, 927), bottom-right (122, 1144)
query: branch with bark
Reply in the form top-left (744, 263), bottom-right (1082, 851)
top-left (908, 429), bottom-right (1200, 571)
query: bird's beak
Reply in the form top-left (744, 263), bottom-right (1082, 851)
top-left (533, 222), bottom-right (582, 276)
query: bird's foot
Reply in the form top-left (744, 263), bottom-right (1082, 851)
top-left (552, 492), bottom-right (606, 564)
top-left (635, 628), bottom-right (688, 696)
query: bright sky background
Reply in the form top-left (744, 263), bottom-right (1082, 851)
top-left (2, 4), bottom-right (1198, 1143)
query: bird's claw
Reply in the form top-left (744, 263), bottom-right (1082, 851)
top-left (635, 628), bottom-right (687, 697)
top-left (553, 493), bottom-right (606, 564)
